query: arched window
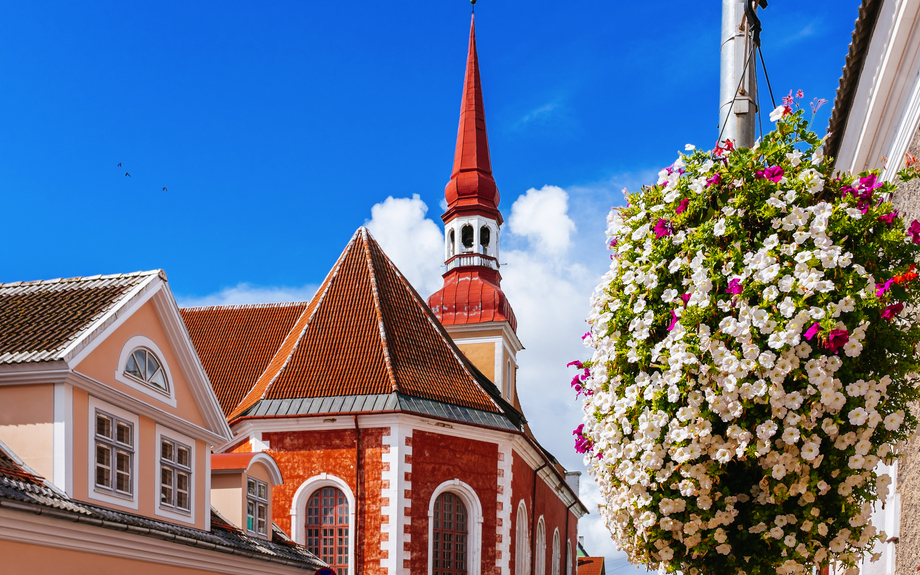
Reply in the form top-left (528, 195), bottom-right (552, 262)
top-left (515, 501), bottom-right (530, 575)
top-left (433, 492), bottom-right (468, 575)
top-left (505, 360), bottom-right (513, 399)
top-left (565, 541), bottom-right (572, 575)
top-left (480, 226), bottom-right (491, 255)
top-left (448, 229), bottom-right (456, 257)
top-left (306, 487), bottom-right (350, 575)
top-left (124, 347), bottom-right (168, 393)
top-left (551, 529), bottom-right (560, 575)
top-left (461, 225), bottom-right (474, 251)
top-left (535, 517), bottom-right (546, 575)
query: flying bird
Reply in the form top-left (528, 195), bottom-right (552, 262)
top-left (117, 163), bottom-right (122, 167)
top-left (124, 173), bottom-right (131, 177)
top-left (162, 187), bottom-right (167, 191)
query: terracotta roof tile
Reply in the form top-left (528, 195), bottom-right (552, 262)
top-left (0, 271), bottom-right (160, 364)
top-left (577, 557), bottom-right (606, 575)
top-left (181, 302), bottom-right (308, 416)
top-left (226, 228), bottom-right (501, 421)
top-left (427, 267), bottom-right (517, 331)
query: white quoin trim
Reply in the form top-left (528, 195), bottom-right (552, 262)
top-left (289, 473), bottom-right (356, 572)
top-left (428, 478), bottom-right (484, 575)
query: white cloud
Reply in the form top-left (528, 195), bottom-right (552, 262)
top-left (507, 185), bottom-right (577, 256)
top-left (177, 282), bottom-right (318, 307)
top-left (365, 194), bottom-right (445, 296)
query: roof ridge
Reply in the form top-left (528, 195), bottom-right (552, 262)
top-left (0, 269), bottom-right (162, 289)
top-left (361, 227), bottom-right (400, 394)
top-left (226, 230), bottom-right (361, 421)
top-left (181, 301), bottom-right (310, 312)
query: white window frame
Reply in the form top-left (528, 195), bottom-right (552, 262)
top-left (428, 479), bottom-right (483, 575)
top-left (87, 397), bottom-right (139, 510)
top-left (290, 473), bottom-right (356, 573)
top-left (114, 335), bottom-right (177, 408)
top-left (246, 476), bottom-right (270, 537)
top-left (535, 516), bottom-right (546, 575)
top-left (154, 424), bottom-right (196, 524)
top-left (551, 528), bottom-right (560, 575)
top-left (565, 541), bottom-right (572, 575)
top-left (515, 500), bottom-right (530, 575)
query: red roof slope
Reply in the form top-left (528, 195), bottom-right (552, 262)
top-left (427, 267), bottom-right (517, 331)
top-left (577, 557), bottom-right (606, 575)
top-left (181, 302), bottom-right (308, 416)
top-left (443, 13), bottom-right (501, 225)
top-left (224, 228), bottom-right (501, 421)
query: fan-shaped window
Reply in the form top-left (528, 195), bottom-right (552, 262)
top-left (124, 348), bottom-right (169, 393)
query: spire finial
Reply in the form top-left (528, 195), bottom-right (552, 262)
top-left (471, 0), bottom-right (475, 13)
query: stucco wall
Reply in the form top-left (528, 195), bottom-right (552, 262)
top-left (0, 383), bottom-right (55, 479)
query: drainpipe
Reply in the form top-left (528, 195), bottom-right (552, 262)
top-left (530, 463), bottom-right (547, 575)
top-left (354, 415), bottom-right (362, 574)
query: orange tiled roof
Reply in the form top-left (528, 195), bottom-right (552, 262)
top-left (219, 228), bottom-right (501, 421)
top-left (181, 302), bottom-right (308, 416)
top-left (0, 271), bottom-right (160, 364)
top-left (577, 557), bottom-right (606, 575)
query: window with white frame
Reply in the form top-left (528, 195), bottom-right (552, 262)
top-left (551, 529), bottom-right (560, 575)
top-left (94, 411), bottom-right (133, 497)
top-left (160, 437), bottom-right (191, 512)
top-left (124, 347), bottom-right (169, 393)
top-left (565, 541), bottom-right (572, 575)
top-left (247, 477), bottom-right (269, 536)
top-left (515, 501), bottom-right (530, 575)
top-left (535, 517), bottom-right (546, 575)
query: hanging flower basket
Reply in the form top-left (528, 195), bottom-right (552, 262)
top-left (573, 97), bottom-right (920, 575)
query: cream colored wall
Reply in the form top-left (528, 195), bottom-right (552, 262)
top-left (74, 300), bottom-right (206, 428)
top-left (456, 342), bottom-right (496, 380)
top-left (211, 473), bottom-right (244, 528)
top-left (0, 384), bottom-right (55, 479)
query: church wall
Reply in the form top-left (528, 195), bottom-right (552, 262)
top-left (262, 427), bottom-right (386, 574)
top-left (409, 429), bottom-right (500, 575)
top-left (510, 450), bottom-right (535, 575)
top-left (457, 342), bottom-right (497, 381)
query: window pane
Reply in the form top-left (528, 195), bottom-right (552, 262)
top-left (177, 490), bottom-right (189, 511)
top-left (125, 354), bottom-right (142, 378)
top-left (116, 450), bottom-right (131, 473)
top-left (161, 466), bottom-right (173, 487)
top-left (96, 414), bottom-right (112, 439)
top-left (116, 422), bottom-right (131, 446)
top-left (247, 501), bottom-right (255, 531)
top-left (133, 350), bottom-right (148, 379)
top-left (177, 471), bottom-right (188, 492)
top-left (96, 464), bottom-right (110, 487)
top-left (149, 369), bottom-right (167, 390)
top-left (116, 470), bottom-right (130, 493)
top-left (177, 446), bottom-right (190, 468)
top-left (146, 354), bottom-right (161, 381)
top-left (161, 440), bottom-right (174, 462)
top-left (258, 482), bottom-right (267, 499)
top-left (248, 478), bottom-right (256, 496)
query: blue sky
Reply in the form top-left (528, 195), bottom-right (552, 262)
top-left (0, 0), bottom-right (862, 568)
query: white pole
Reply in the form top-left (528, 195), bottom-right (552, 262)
top-left (719, 0), bottom-right (758, 148)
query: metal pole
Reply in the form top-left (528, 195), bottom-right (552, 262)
top-left (719, 0), bottom-right (758, 148)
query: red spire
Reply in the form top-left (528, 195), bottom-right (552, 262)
top-left (443, 14), bottom-right (502, 225)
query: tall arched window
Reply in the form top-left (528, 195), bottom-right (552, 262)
top-left (535, 517), bottom-right (546, 575)
top-left (306, 487), bottom-right (350, 575)
top-left (551, 529), bottom-right (561, 575)
top-left (432, 492), bottom-right (468, 575)
top-left (515, 501), bottom-right (530, 575)
top-left (565, 541), bottom-right (572, 575)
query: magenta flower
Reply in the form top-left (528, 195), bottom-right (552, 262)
top-left (667, 310), bottom-right (679, 331)
top-left (676, 198), bottom-right (689, 214)
top-left (566, 360), bottom-right (583, 369)
top-left (841, 185), bottom-right (857, 198)
top-left (756, 166), bottom-right (785, 182)
top-left (804, 322), bottom-right (820, 341)
top-left (909, 220), bottom-right (920, 243)
top-left (824, 329), bottom-right (850, 353)
top-left (573, 424), bottom-right (594, 454)
top-left (859, 174), bottom-right (883, 194)
top-left (877, 278), bottom-right (895, 297)
top-left (725, 279), bottom-right (743, 295)
top-left (882, 302), bottom-right (905, 321)
top-left (878, 212), bottom-right (897, 226)
top-left (680, 293), bottom-right (691, 304)
top-left (654, 218), bottom-right (674, 238)
top-left (609, 237), bottom-right (618, 248)
top-left (706, 173), bottom-right (722, 187)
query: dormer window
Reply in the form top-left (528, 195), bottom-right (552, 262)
top-left (124, 348), bottom-right (169, 393)
top-left (247, 477), bottom-right (269, 536)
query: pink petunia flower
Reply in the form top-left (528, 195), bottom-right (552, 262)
top-left (725, 279), bottom-right (743, 295)
top-left (881, 302), bottom-right (904, 321)
top-left (667, 310), bottom-right (679, 331)
top-left (909, 220), bottom-right (920, 243)
top-left (876, 278), bottom-right (895, 297)
top-left (654, 218), bottom-right (674, 238)
top-left (824, 329), bottom-right (850, 353)
top-left (756, 166), bottom-right (785, 182)
top-left (676, 198), bottom-right (689, 214)
top-left (878, 212), bottom-right (897, 226)
top-left (706, 173), bottom-right (722, 187)
top-left (804, 322), bottom-right (820, 341)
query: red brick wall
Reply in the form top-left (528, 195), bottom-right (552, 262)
top-left (510, 450), bottom-right (533, 575)
top-left (409, 430), bottom-right (499, 575)
top-left (263, 427), bottom-right (386, 575)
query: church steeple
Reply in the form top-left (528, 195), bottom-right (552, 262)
top-left (443, 14), bottom-right (502, 226)
top-left (428, 13), bottom-right (522, 405)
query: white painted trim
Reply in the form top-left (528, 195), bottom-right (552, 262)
top-left (153, 423), bottom-right (196, 525)
top-left (381, 423), bottom-right (413, 574)
top-left (565, 540), bottom-right (572, 575)
top-left (53, 382), bottom-right (73, 496)
top-left (551, 528), bottom-right (561, 575)
top-left (244, 452), bottom-right (284, 485)
top-left (86, 396), bottom-right (140, 510)
top-left (515, 500), bottom-right (530, 575)
top-left (427, 478), bottom-right (484, 575)
top-left (289, 473), bottom-right (356, 571)
top-left (496, 442), bottom-right (513, 575)
top-left (114, 335), bottom-right (178, 408)
top-left (0, 506), bottom-right (313, 575)
top-left (443, 321), bottom-right (524, 352)
top-left (204, 445), bottom-right (211, 532)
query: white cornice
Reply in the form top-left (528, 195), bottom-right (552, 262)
top-left (445, 321), bottom-right (524, 352)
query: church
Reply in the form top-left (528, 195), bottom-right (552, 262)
top-left (0, 13), bottom-right (586, 575)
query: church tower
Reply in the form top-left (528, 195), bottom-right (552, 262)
top-left (427, 14), bottom-right (524, 407)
